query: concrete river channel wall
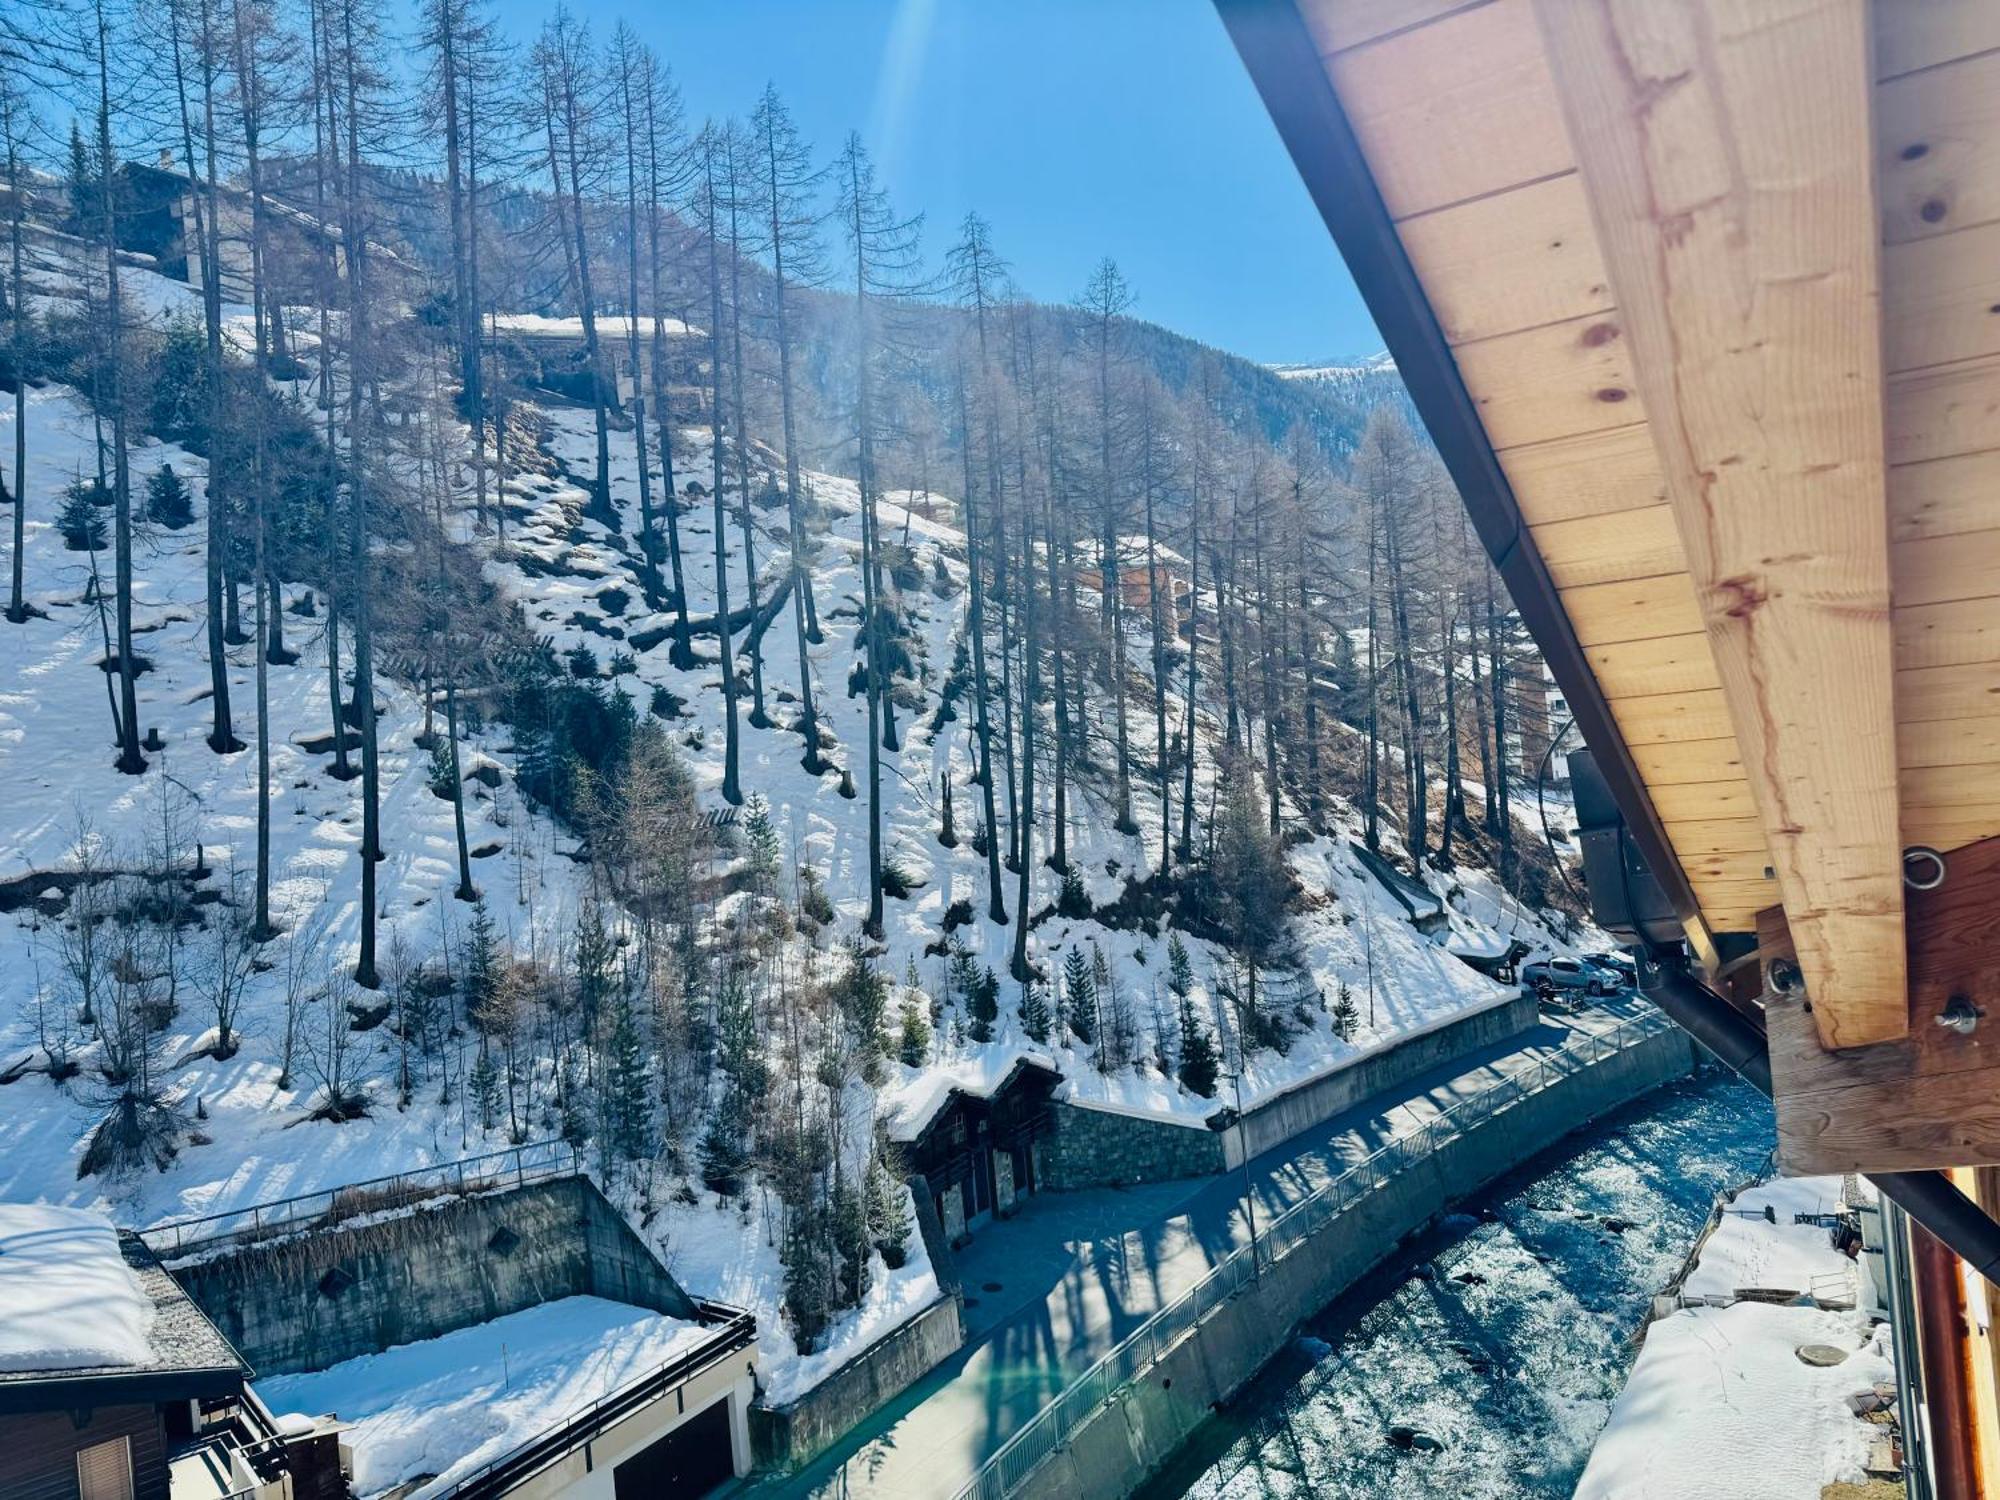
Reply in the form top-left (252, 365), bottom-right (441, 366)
top-left (960, 1012), bottom-right (1695, 1500)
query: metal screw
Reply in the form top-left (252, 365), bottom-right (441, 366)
top-left (1937, 996), bottom-right (1982, 1037)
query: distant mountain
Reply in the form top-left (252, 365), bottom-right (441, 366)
top-left (1269, 351), bottom-right (1398, 381)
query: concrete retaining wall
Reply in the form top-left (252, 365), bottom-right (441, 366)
top-left (170, 1175), bottom-right (696, 1377)
top-left (750, 1292), bottom-right (965, 1472)
top-left (1007, 1023), bottom-right (1695, 1500)
top-left (1221, 992), bottom-right (1538, 1169)
top-left (1039, 991), bottom-right (1539, 1192)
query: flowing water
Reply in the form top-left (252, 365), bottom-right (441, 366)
top-left (1141, 1068), bottom-right (1775, 1500)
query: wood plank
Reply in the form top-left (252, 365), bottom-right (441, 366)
top-left (1689, 876), bottom-right (1781, 929)
top-left (1763, 833), bottom-right (2000, 1172)
top-left (1873, 0), bottom-right (2000, 81)
top-left (1895, 596), bottom-right (2000, 670)
top-left (1901, 762), bottom-right (2000, 808)
top-left (1536, 0), bottom-right (1907, 1047)
top-left (1883, 220), bottom-right (2000, 371)
top-left (1900, 715), bottom-right (2000, 769)
top-left (1892, 527), bottom-right (2000, 608)
top-left (1677, 848), bottom-right (1778, 884)
top-left (1455, 312), bottom-right (1645, 450)
top-left (1531, 505), bottom-right (1682, 589)
top-left (1878, 46), bottom-right (2000, 243)
top-left (1587, 632), bottom-right (1723, 698)
top-left (1660, 815), bottom-right (1772, 855)
top-left (1651, 777), bottom-right (1761, 822)
top-left (1888, 355), bottom-right (2000, 466)
top-left (1400, 173), bottom-right (1612, 344)
top-left (1330, 0), bottom-right (1570, 220)
top-left (1889, 450), bottom-right (2000, 542)
top-left (1903, 803), bottom-right (2000, 849)
top-left (1499, 422), bottom-right (1668, 524)
top-left (1609, 688), bottom-right (1737, 746)
top-left (1899, 659), bottom-right (2000, 722)
top-left (1628, 735), bottom-right (1747, 786)
top-left (1559, 572), bottom-right (1705, 648)
top-left (1301, 0), bottom-right (1486, 58)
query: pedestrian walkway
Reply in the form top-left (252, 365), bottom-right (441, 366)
top-left (770, 996), bottom-right (1654, 1500)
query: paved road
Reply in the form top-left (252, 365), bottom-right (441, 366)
top-left (769, 995), bottom-right (1653, 1500)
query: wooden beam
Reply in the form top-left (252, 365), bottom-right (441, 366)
top-left (1761, 833), bottom-right (2000, 1172)
top-left (1535, 0), bottom-right (1907, 1047)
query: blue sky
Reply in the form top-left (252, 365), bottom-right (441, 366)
top-left (491, 0), bottom-right (1383, 366)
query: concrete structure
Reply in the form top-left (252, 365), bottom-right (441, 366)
top-left (165, 1174), bottom-right (696, 1378)
top-left (1002, 1020), bottom-right (1694, 1500)
top-left (1037, 991), bottom-right (1538, 1190)
top-left (782, 1001), bottom-right (1682, 1500)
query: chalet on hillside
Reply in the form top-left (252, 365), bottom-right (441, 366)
top-left (891, 1057), bottom-right (1062, 1244)
top-left (0, 1208), bottom-right (347, 1500)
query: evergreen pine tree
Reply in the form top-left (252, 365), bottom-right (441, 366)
top-left (866, 1153), bottom-right (915, 1268)
top-left (604, 987), bottom-right (654, 1160)
top-left (1177, 996), bottom-right (1219, 1098)
top-left (1062, 946), bottom-right (1096, 1044)
top-left (144, 464), bottom-right (193, 528)
top-left (968, 964), bottom-right (999, 1043)
top-left (743, 793), bottom-right (781, 896)
top-left (461, 897), bottom-right (500, 1032)
top-left (1019, 980), bottom-right (1052, 1043)
top-left (58, 483), bottom-right (106, 551)
top-left (1331, 981), bottom-right (1360, 1042)
top-left (1057, 863), bottom-right (1091, 918)
top-left (784, 1215), bottom-right (833, 1352)
top-left (575, 901), bottom-right (615, 1037)
top-left (832, 1176), bottom-right (871, 1306)
top-left (469, 1044), bottom-right (501, 1129)
top-left (1167, 931), bottom-right (1194, 1001)
top-left (898, 992), bottom-right (932, 1067)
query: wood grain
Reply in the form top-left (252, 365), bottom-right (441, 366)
top-left (1498, 421), bottom-right (1668, 524)
top-left (1531, 504), bottom-right (1683, 589)
top-left (1878, 45), bottom-right (2000, 243)
top-left (1587, 632), bottom-right (1724, 698)
top-left (1762, 834), bottom-right (2000, 1172)
top-left (1400, 172), bottom-right (1612, 344)
top-left (1330, 0), bottom-right (1570, 220)
top-left (1536, 0), bottom-right (1907, 1045)
top-left (1455, 312), bottom-right (1647, 450)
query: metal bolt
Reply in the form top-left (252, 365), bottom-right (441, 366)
top-left (1937, 996), bottom-right (1982, 1037)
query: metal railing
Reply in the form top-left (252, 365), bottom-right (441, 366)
top-left (950, 1008), bottom-right (1677, 1500)
top-left (140, 1139), bottom-right (583, 1260)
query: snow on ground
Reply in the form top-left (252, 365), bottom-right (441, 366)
top-left (0, 379), bottom-right (588, 1223)
top-left (0, 1202), bottom-right (154, 1371)
top-left (0, 238), bottom-right (1593, 1405)
top-left (1681, 1177), bottom-right (1858, 1304)
top-left (653, 1177), bottom-right (940, 1408)
top-left (255, 1296), bottom-right (711, 1499)
top-left (1576, 1176), bottom-right (1888, 1500)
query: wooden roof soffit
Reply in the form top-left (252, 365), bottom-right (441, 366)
top-left (1759, 831), bottom-right (2000, 1173)
top-left (1533, 0), bottom-right (1907, 1049)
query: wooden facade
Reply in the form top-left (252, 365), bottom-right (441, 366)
top-left (900, 1059), bottom-right (1060, 1243)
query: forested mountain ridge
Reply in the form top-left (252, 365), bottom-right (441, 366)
top-left (0, 0), bottom-right (1586, 1394)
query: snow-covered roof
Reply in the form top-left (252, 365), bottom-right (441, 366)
top-left (255, 1296), bottom-right (712, 1499)
top-left (0, 1204), bottom-right (153, 1374)
top-left (884, 1052), bottom-right (1062, 1145)
top-left (0, 1203), bottom-right (244, 1402)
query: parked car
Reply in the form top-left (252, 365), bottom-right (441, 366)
top-left (1522, 955), bottom-right (1614, 1004)
top-left (1581, 951), bottom-right (1636, 988)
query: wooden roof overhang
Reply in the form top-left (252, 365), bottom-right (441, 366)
top-left (1221, 0), bottom-right (2000, 1175)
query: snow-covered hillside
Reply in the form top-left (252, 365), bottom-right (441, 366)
top-left (0, 229), bottom-right (1590, 1396)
